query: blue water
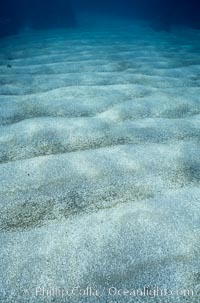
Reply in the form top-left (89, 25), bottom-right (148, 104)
top-left (0, 0), bottom-right (200, 36)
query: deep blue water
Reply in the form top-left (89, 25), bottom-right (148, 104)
top-left (0, 0), bottom-right (200, 37)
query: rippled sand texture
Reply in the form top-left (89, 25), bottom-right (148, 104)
top-left (0, 22), bottom-right (200, 302)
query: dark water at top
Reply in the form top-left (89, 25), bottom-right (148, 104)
top-left (0, 0), bottom-right (200, 37)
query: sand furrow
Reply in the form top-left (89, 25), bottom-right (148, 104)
top-left (0, 115), bottom-right (200, 163)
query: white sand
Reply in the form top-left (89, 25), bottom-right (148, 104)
top-left (0, 21), bottom-right (200, 302)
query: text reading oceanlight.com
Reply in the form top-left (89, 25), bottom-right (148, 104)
top-left (34, 285), bottom-right (198, 299)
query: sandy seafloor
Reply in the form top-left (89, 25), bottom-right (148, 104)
top-left (0, 19), bottom-right (200, 302)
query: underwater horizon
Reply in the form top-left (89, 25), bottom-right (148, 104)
top-left (0, 1), bottom-right (200, 303)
